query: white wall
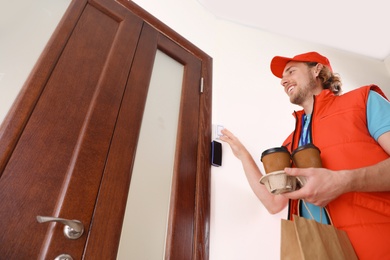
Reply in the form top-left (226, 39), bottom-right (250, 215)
top-left (0, 0), bottom-right (71, 123)
top-left (209, 19), bottom-right (390, 260)
top-left (2, 1), bottom-right (390, 259)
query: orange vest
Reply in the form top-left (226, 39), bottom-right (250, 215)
top-left (283, 85), bottom-right (390, 259)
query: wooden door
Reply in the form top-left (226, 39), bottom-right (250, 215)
top-left (0, 0), bottom-right (212, 259)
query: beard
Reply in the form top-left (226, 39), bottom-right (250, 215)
top-left (290, 75), bottom-right (317, 105)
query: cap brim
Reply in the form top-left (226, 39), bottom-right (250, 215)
top-left (270, 56), bottom-right (293, 78)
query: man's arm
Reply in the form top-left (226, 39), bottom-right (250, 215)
top-left (220, 128), bottom-right (288, 214)
top-left (349, 131), bottom-right (390, 192)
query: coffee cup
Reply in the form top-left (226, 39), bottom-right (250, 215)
top-left (291, 144), bottom-right (322, 187)
top-left (261, 146), bottom-right (291, 174)
top-left (291, 144), bottom-right (322, 168)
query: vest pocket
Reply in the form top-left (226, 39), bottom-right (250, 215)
top-left (353, 192), bottom-right (390, 218)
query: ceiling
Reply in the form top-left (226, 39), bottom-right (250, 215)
top-left (198, 0), bottom-right (390, 61)
top-left (1, 1), bottom-right (389, 61)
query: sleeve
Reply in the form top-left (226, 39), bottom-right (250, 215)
top-left (367, 90), bottom-right (390, 140)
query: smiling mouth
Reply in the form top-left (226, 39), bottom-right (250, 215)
top-left (287, 86), bottom-right (295, 94)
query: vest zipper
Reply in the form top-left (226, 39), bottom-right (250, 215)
top-left (309, 95), bottom-right (315, 143)
top-left (291, 111), bottom-right (299, 152)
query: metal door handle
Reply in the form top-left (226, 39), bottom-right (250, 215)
top-left (36, 216), bottom-right (84, 239)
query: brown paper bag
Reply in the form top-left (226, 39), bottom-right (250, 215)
top-left (281, 215), bottom-right (358, 260)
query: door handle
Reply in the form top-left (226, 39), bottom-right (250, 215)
top-left (36, 216), bottom-right (84, 239)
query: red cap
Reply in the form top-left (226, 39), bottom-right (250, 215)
top-left (270, 51), bottom-right (332, 78)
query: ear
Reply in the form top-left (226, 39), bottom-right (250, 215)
top-left (314, 63), bottom-right (324, 76)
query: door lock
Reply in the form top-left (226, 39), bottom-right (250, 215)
top-left (36, 216), bottom-right (84, 239)
top-left (55, 254), bottom-right (74, 260)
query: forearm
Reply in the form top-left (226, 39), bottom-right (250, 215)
top-left (283, 158), bottom-right (390, 207)
top-left (239, 151), bottom-right (288, 214)
top-left (344, 157), bottom-right (390, 193)
top-left (220, 128), bottom-right (288, 213)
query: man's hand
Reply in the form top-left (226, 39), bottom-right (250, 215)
top-left (219, 128), bottom-right (250, 160)
top-left (282, 167), bottom-right (348, 207)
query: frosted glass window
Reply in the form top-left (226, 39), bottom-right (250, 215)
top-left (117, 50), bottom-right (184, 259)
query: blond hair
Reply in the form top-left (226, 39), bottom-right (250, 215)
top-left (306, 62), bottom-right (342, 95)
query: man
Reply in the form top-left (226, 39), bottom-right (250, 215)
top-left (220, 52), bottom-right (390, 259)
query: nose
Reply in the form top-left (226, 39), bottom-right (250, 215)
top-left (281, 76), bottom-right (288, 88)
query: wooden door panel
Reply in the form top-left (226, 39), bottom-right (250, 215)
top-left (0, 2), bottom-right (143, 259)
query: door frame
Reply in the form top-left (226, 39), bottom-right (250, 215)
top-left (111, 2), bottom-right (212, 258)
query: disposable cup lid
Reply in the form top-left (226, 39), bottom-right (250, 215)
top-left (291, 143), bottom-right (320, 157)
top-left (261, 146), bottom-right (290, 161)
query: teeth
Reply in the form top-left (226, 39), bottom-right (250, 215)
top-left (287, 86), bottom-right (294, 93)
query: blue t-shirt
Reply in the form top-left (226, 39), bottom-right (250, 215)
top-left (367, 90), bottom-right (390, 140)
top-left (300, 90), bottom-right (390, 224)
